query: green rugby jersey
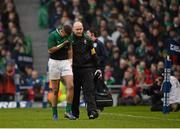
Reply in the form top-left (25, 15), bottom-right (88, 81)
top-left (48, 29), bottom-right (71, 60)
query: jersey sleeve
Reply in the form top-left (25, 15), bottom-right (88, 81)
top-left (48, 32), bottom-right (56, 49)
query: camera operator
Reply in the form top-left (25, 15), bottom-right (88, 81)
top-left (143, 68), bottom-right (180, 112)
top-left (143, 76), bottom-right (163, 111)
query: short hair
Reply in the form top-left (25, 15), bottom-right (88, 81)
top-left (62, 24), bottom-right (72, 35)
top-left (88, 27), bottom-right (98, 37)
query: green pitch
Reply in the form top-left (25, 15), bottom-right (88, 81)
top-left (0, 106), bottom-right (179, 128)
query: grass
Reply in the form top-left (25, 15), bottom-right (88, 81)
top-left (0, 106), bottom-right (179, 128)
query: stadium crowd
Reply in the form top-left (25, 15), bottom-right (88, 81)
top-left (0, 0), bottom-right (179, 108)
top-left (0, 0), bottom-right (43, 102)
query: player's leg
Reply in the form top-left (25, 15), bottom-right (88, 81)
top-left (51, 80), bottom-right (60, 120)
top-left (48, 59), bottom-right (61, 120)
top-left (62, 75), bottom-right (76, 120)
top-left (62, 75), bottom-right (73, 111)
top-left (61, 60), bottom-right (76, 120)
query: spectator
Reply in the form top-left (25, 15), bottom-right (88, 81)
top-left (3, 61), bottom-right (16, 101)
top-left (29, 70), bottom-right (43, 102)
top-left (0, 31), bottom-right (10, 50)
top-left (104, 39), bottom-right (113, 59)
top-left (118, 78), bottom-right (140, 105)
top-left (98, 29), bottom-right (112, 44)
top-left (110, 46), bottom-right (120, 68)
top-left (111, 22), bottom-right (124, 45)
top-left (104, 64), bottom-right (115, 85)
top-left (113, 58), bottom-right (128, 85)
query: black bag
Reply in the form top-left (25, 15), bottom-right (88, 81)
top-left (94, 78), bottom-right (113, 107)
top-left (95, 90), bottom-right (113, 107)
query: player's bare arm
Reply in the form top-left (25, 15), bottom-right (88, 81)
top-left (48, 40), bottom-right (69, 54)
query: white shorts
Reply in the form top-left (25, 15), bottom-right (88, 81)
top-left (48, 58), bottom-right (73, 80)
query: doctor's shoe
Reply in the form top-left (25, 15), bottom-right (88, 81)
top-left (88, 110), bottom-right (99, 119)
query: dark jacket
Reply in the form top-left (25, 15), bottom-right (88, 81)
top-left (70, 33), bottom-right (100, 68)
top-left (93, 39), bottom-right (108, 68)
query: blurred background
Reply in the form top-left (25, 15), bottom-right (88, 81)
top-left (0, 0), bottom-right (179, 108)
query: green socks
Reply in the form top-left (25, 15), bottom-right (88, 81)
top-left (52, 104), bottom-right (72, 115)
top-left (66, 103), bottom-right (72, 113)
top-left (52, 106), bottom-right (57, 115)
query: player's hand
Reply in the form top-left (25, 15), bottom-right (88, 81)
top-left (64, 40), bottom-right (69, 44)
top-left (56, 40), bottom-right (69, 48)
top-left (61, 40), bottom-right (69, 46)
top-left (94, 69), bottom-right (102, 79)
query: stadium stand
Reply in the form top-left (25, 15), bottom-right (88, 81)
top-left (0, 0), bottom-right (179, 107)
top-left (0, 0), bottom-right (41, 103)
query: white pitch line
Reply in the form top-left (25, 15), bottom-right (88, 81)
top-left (101, 112), bottom-right (180, 122)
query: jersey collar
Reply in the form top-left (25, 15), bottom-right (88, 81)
top-left (56, 28), bottom-right (62, 37)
